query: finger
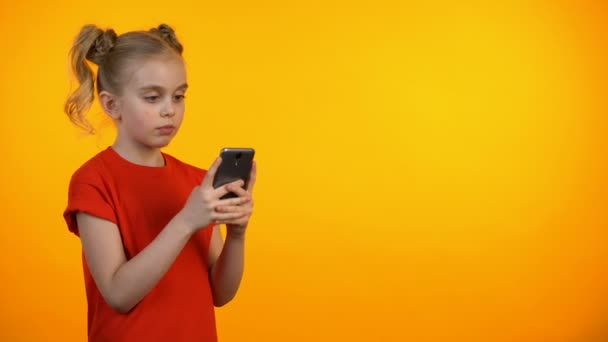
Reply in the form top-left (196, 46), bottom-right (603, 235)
top-left (213, 179), bottom-right (245, 199)
top-left (223, 215), bottom-right (251, 226)
top-left (228, 178), bottom-right (245, 190)
top-left (212, 183), bottom-right (234, 199)
top-left (201, 157), bottom-right (223, 188)
top-left (215, 204), bottom-right (251, 213)
top-left (226, 182), bottom-right (249, 197)
top-left (216, 200), bottom-right (253, 212)
top-left (213, 211), bottom-right (249, 223)
top-left (246, 161), bottom-right (257, 193)
top-left (216, 195), bottom-right (251, 207)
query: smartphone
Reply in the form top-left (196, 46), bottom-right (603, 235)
top-left (212, 148), bottom-right (255, 199)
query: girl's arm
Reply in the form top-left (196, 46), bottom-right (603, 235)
top-left (208, 163), bottom-right (256, 307)
top-left (77, 211), bottom-right (195, 313)
top-left (208, 225), bottom-right (246, 307)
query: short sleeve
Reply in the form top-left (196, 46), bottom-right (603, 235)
top-left (63, 174), bottom-right (117, 236)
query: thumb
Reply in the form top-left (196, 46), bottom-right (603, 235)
top-left (201, 157), bottom-right (222, 187)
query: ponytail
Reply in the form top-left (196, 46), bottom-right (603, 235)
top-left (64, 25), bottom-right (117, 133)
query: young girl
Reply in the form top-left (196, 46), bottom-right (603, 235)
top-left (62, 24), bottom-right (256, 342)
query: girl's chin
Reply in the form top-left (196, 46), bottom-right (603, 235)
top-left (141, 137), bottom-right (174, 150)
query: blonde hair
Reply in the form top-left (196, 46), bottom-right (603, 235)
top-left (64, 24), bottom-right (184, 133)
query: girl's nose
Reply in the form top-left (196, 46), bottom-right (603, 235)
top-left (160, 100), bottom-right (175, 117)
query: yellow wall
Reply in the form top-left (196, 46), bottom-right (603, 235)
top-left (1, 1), bottom-right (608, 341)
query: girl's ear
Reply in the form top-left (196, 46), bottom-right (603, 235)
top-left (99, 91), bottom-right (121, 120)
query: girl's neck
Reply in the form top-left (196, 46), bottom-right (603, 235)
top-left (111, 141), bottom-right (165, 167)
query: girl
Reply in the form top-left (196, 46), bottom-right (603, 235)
top-left (62, 24), bottom-right (256, 342)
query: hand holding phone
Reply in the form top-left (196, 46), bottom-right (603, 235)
top-left (212, 148), bottom-right (255, 200)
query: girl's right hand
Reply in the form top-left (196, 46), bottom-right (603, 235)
top-left (178, 157), bottom-right (252, 233)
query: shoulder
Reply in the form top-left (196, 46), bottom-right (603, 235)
top-left (64, 148), bottom-right (119, 234)
top-left (69, 148), bottom-right (111, 185)
top-left (163, 152), bottom-right (207, 183)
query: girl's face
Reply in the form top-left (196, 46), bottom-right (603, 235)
top-left (115, 55), bottom-right (188, 151)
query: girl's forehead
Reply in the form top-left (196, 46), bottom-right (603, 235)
top-left (125, 56), bottom-right (186, 89)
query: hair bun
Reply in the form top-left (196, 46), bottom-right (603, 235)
top-left (150, 24), bottom-right (183, 54)
top-left (87, 29), bottom-right (117, 65)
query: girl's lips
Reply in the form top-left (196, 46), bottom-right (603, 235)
top-left (158, 125), bottom-right (175, 135)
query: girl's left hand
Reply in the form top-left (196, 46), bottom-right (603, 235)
top-left (215, 162), bottom-right (256, 237)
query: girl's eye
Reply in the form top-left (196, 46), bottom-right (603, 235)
top-left (144, 96), bottom-right (159, 102)
top-left (174, 95), bottom-right (186, 101)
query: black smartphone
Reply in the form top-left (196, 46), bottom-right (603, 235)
top-left (212, 148), bottom-right (255, 199)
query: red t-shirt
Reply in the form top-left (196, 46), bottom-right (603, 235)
top-left (63, 147), bottom-right (217, 342)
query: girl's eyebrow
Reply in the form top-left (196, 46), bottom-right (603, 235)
top-left (139, 83), bottom-right (189, 92)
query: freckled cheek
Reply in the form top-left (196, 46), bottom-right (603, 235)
top-left (125, 106), bottom-right (156, 129)
top-left (177, 103), bottom-right (186, 114)
top-left (137, 104), bottom-right (160, 124)
top-left (136, 116), bottom-right (151, 129)
top-left (171, 102), bottom-right (184, 116)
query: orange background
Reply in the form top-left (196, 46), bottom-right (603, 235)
top-left (1, 1), bottom-right (608, 341)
